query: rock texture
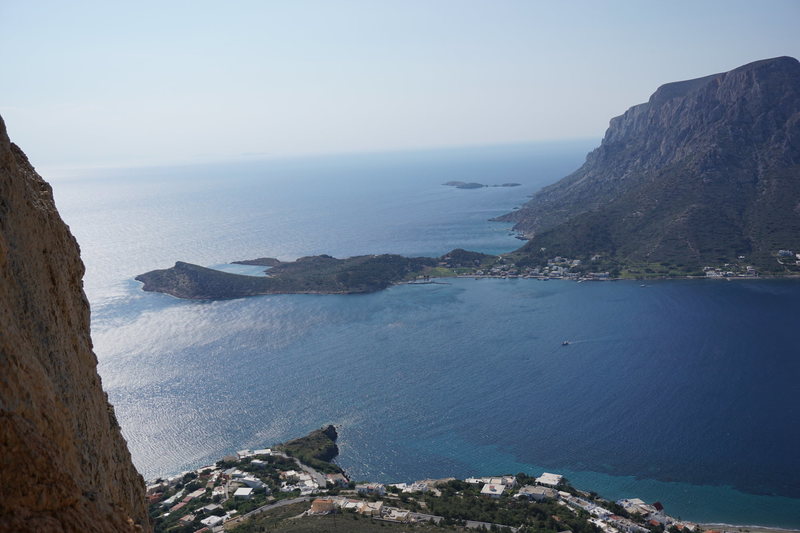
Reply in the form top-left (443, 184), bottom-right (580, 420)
top-left (0, 115), bottom-right (149, 532)
top-left (500, 56), bottom-right (800, 271)
top-left (136, 254), bottom-right (438, 299)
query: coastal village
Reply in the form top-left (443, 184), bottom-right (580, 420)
top-left (427, 245), bottom-right (800, 282)
top-left (440, 254), bottom-right (764, 282)
top-left (147, 427), bottom-right (712, 533)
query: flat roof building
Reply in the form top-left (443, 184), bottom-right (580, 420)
top-left (536, 472), bottom-right (563, 487)
top-left (234, 487), bottom-right (254, 499)
top-left (480, 484), bottom-right (505, 498)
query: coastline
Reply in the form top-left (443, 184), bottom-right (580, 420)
top-left (701, 524), bottom-right (800, 533)
top-left (144, 430), bottom-right (800, 533)
top-left (136, 267), bottom-right (800, 301)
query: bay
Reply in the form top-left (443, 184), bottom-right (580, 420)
top-left (50, 141), bottom-right (800, 528)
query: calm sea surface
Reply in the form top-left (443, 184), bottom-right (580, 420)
top-left (50, 142), bottom-right (800, 528)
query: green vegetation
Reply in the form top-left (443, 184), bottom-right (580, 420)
top-left (230, 502), bottom-right (452, 532)
top-left (136, 254), bottom-right (438, 299)
top-left (394, 480), bottom-right (598, 533)
top-left (439, 248), bottom-right (495, 269)
top-left (148, 428), bottom-right (694, 533)
top-left (137, 248), bottom-right (511, 301)
top-left (276, 425), bottom-right (343, 475)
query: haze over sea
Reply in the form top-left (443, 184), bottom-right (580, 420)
top-left (51, 142), bottom-right (800, 528)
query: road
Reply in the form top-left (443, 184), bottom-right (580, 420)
top-left (238, 496), bottom-right (311, 522)
top-left (272, 450), bottom-right (329, 488)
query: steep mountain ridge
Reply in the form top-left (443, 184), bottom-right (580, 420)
top-left (0, 115), bottom-right (149, 532)
top-left (500, 56), bottom-right (800, 271)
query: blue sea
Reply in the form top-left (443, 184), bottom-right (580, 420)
top-left (50, 141), bottom-right (800, 528)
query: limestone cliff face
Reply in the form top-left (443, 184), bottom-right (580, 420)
top-left (500, 56), bottom-right (800, 269)
top-left (0, 116), bottom-right (150, 532)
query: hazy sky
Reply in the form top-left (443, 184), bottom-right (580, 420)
top-left (2, 0), bottom-right (799, 171)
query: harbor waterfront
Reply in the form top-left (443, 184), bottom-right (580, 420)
top-left (50, 143), bottom-right (800, 528)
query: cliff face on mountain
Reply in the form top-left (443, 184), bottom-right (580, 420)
top-left (0, 116), bottom-right (149, 531)
top-left (501, 56), bottom-right (800, 271)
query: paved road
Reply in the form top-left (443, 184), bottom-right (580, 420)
top-left (238, 496), bottom-right (311, 522)
top-left (295, 460), bottom-right (328, 487)
top-left (272, 450), bottom-right (329, 488)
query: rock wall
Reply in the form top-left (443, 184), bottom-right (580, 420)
top-left (0, 115), bottom-right (150, 532)
top-left (500, 56), bottom-right (800, 236)
top-left (498, 57), bottom-right (800, 269)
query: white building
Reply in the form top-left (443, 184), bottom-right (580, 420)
top-left (326, 473), bottom-right (349, 487)
top-left (358, 501), bottom-right (384, 517)
top-left (356, 483), bottom-right (386, 496)
top-left (405, 482), bottom-right (430, 493)
top-left (234, 487), bottom-right (254, 500)
top-left (239, 476), bottom-right (267, 489)
top-left (535, 472), bottom-right (563, 487)
top-left (200, 515), bottom-right (224, 528)
top-left (516, 485), bottom-right (558, 501)
top-left (480, 483), bottom-right (505, 498)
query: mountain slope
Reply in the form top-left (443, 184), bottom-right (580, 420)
top-left (0, 115), bottom-right (149, 531)
top-left (500, 56), bottom-right (800, 272)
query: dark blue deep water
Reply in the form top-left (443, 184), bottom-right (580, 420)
top-left (52, 142), bottom-right (800, 528)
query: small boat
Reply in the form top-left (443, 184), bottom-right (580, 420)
top-left (562, 341), bottom-right (570, 346)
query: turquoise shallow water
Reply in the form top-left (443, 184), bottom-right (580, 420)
top-left (51, 142), bottom-right (800, 528)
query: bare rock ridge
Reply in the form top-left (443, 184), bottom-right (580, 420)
top-left (499, 56), bottom-right (800, 271)
top-left (0, 115), bottom-right (149, 532)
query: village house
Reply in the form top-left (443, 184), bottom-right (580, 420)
top-left (356, 482), bottom-right (386, 496)
top-left (234, 487), bottom-right (254, 500)
top-left (383, 507), bottom-right (411, 522)
top-left (516, 485), bottom-right (558, 501)
top-left (325, 473), bottom-right (349, 487)
top-left (199, 503), bottom-right (223, 515)
top-left (535, 472), bottom-right (563, 487)
top-left (239, 476), bottom-right (267, 490)
top-left (480, 483), bottom-right (505, 498)
top-left (200, 514), bottom-right (224, 528)
top-left (177, 513), bottom-right (195, 525)
top-left (405, 481), bottom-right (430, 493)
top-left (309, 498), bottom-right (336, 515)
top-left (358, 500), bottom-right (384, 517)
top-left (617, 498), bottom-right (657, 516)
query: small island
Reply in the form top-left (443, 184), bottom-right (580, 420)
top-left (135, 249), bottom-right (496, 300)
top-left (443, 181), bottom-right (521, 189)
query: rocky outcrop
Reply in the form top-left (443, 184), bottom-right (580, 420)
top-left (136, 254), bottom-right (439, 299)
top-left (501, 56), bottom-right (800, 271)
top-left (0, 115), bottom-right (149, 532)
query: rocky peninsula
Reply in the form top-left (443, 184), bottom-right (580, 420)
top-left (135, 250), bottom-right (496, 300)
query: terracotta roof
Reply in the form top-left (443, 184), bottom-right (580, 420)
top-left (171, 501), bottom-right (187, 511)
